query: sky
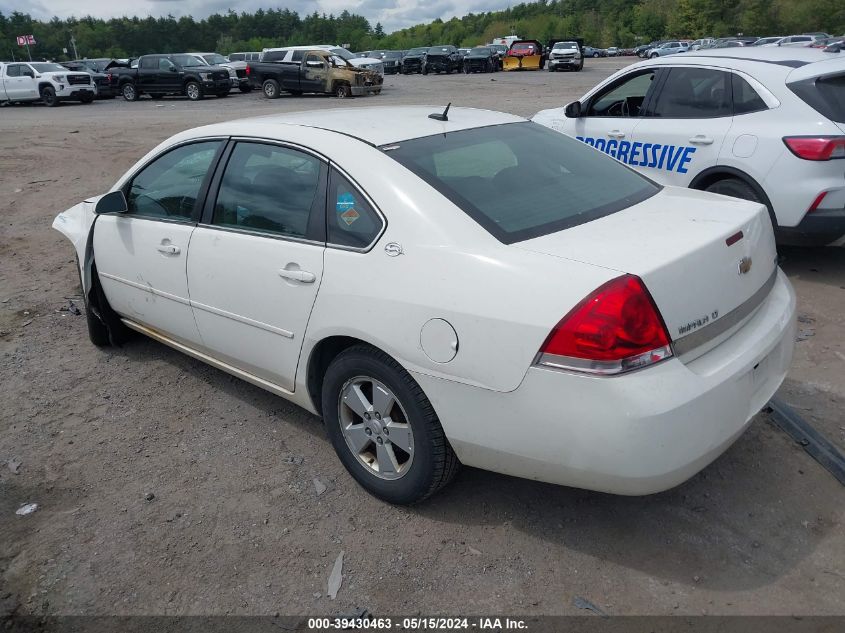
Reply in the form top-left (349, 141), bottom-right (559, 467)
top-left (5, 0), bottom-right (510, 33)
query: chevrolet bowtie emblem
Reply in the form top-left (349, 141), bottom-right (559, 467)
top-left (738, 257), bottom-right (752, 275)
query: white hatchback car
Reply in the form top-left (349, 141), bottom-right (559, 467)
top-left (533, 48), bottom-right (845, 245)
top-left (54, 107), bottom-right (796, 504)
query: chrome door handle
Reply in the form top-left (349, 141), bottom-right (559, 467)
top-left (278, 269), bottom-right (316, 283)
top-left (689, 135), bottom-right (714, 145)
top-left (156, 244), bottom-right (180, 255)
top-left (607, 130), bottom-right (626, 139)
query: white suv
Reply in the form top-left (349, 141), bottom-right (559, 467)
top-left (533, 48), bottom-right (845, 245)
top-left (261, 45), bottom-right (384, 77)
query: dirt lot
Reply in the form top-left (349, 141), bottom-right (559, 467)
top-left (1, 58), bottom-right (844, 618)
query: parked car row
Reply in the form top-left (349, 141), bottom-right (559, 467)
top-left (634, 33), bottom-right (845, 59)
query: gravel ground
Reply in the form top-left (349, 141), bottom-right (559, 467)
top-left (1, 58), bottom-right (844, 618)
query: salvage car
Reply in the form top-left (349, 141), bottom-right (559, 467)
top-left (53, 105), bottom-right (796, 504)
top-left (248, 49), bottom-right (382, 98)
top-left (401, 47), bottom-right (429, 74)
top-left (463, 47), bottom-right (498, 73)
top-left (423, 45), bottom-right (462, 74)
top-left (503, 40), bottom-right (546, 70)
top-left (1, 61), bottom-right (95, 106)
top-left (533, 48), bottom-right (845, 245)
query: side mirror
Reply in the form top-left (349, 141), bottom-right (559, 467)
top-left (95, 190), bottom-right (128, 214)
top-left (564, 101), bottom-right (583, 118)
top-left (306, 60), bottom-right (324, 68)
top-left (169, 66), bottom-right (179, 72)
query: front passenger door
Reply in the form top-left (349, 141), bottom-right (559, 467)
top-left (93, 140), bottom-right (223, 346)
top-left (555, 69), bottom-right (661, 166)
top-left (186, 141), bottom-right (327, 391)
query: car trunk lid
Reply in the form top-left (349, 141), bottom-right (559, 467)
top-left (514, 187), bottom-right (778, 358)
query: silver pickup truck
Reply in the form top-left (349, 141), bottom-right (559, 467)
top-left (1, 61), bottom-right (95, 106)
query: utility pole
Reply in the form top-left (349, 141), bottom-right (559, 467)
top-left (25, 41), bottom-right (32, 61)
top-left (70, 33), bottom-right (79, 59)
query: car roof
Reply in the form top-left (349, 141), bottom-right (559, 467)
top-left (188, 106), bottom-right (525, 147)
top-left (638, 47), bottom-right (844, 74)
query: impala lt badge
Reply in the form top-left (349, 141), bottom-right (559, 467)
top-left (738, 257), bottom-right (752, 275)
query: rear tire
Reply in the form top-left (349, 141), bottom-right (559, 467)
top-left (321, 345), bottom-right (460, 504)
top-left (262, 79), bottom-right (280, 99)
top-left (41, 86), bottom-right (59, 107)
top-left (703, 177), bottom-right (774, 229)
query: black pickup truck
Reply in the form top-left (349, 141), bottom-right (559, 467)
top-left (116, 54), bottom-right (231, 101)
top-left (247, 50), bottom-right (382, 99)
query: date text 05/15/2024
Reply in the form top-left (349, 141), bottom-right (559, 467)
top-left (576, 136), bottom-right (697, 173)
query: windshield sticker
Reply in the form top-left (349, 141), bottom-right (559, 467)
top-left (576, 136), bottom-right (696, 174)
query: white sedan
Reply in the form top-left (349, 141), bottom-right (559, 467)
top-left (53, 106), bottom-right (796, 504)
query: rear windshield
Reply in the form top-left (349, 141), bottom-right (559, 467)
top-left (384, 122), bottom-right (658, 244)
top-left (790, 74), bottom-right (845, 123)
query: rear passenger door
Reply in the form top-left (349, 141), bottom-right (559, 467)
top-left (186, 140), bottom-right (328, 391)
top-left (631, 66), bottom-right (735, 186)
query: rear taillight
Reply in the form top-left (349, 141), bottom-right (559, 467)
top-left (783, 136), bottom-right (845, 161)
top-left (245, 64), bottom-right (251, 76)
top-left (536, 275), bottom-right (673, 375)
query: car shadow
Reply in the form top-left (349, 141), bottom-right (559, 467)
top-left (779, 245), bottom-right (845, 290)
top-left (111, 335), bottom-right (840, 594)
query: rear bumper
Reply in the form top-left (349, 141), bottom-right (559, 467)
top-left (413, 270), bottom-right (796, 495)
top-left (777, 209), bottom-right (845, 246)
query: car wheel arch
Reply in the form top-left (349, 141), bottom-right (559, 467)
top-left (689, 166), bottom-right (777, 227)
top-left (305, 335), bottom-right (413, 417)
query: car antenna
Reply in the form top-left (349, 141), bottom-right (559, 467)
top-left (429, 102), bottom-right (451, 121)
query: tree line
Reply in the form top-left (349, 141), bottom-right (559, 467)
top-left (2, 0), bottom-right (843, 62)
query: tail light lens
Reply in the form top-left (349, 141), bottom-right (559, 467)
top-left (245, 64), bottom-right (251, 76)
top-left (536, 275), bottom-right (673, 376)
top-left (783, 136), bottom-right (845, 161)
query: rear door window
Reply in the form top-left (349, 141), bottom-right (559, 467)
top-left (650, 67), bottom-right (732, 118)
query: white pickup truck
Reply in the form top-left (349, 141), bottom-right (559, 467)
top-left (1, 61), bottom-right (96, 107)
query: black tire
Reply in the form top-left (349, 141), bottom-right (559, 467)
top-left (703, 177), bottom-right (775, 228)
top-left (185, 81), bottom-right (203, 101)
top-left (239, 84), bottom-right (252, 93)
top-left (122, 83), bottom-right (138, 101)
top-left (85, 262), bottom-right (130, 347)
top-left (335, 83), bottom-right (351, 98)
top-left (80, 92), bottom-right (94, 104)
top-left (262, 79), bottom-right (280, 99)
top-left (322, 345), bottom-right (460, 504)
top-left (41, 86), bottom-right (59, 107)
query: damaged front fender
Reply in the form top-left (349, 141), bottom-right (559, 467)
top-left (52, 195), bottom-right (103, 297)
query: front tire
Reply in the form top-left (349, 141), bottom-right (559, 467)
top-left (41, 86), bottom-right (59, 107)
top-left (335, 83), bottom-right (351, 98)
top-left (321, 345), bottom-right (460, 504)
top-left (185, 81), bottom-right (203, 101)
top-left (80, 92), bottom-right (94, 104)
